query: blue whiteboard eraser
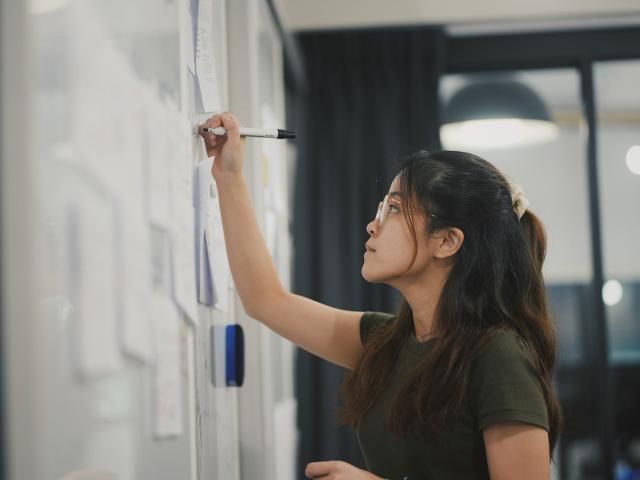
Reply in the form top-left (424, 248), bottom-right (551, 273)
top-left (225, 324), bottom-right (245, 387)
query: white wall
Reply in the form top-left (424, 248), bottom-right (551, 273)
top-left (280, 0), bottom-right (640, 31)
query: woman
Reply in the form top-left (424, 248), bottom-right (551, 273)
top-left (199, 112), bottom-right (563, 480)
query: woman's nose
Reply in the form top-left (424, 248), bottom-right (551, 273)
top-left (366, 219), bottom-right (377, 236)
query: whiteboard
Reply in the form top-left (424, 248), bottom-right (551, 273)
top-left (3, 0), bottom-right (297, 478)
top-left (10, 0), bottom-right (230, 478)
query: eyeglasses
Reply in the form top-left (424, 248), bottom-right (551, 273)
top-left (375, 194), bottom-right (399, 226)
top-left (374, 194), bottom-right (445, 227)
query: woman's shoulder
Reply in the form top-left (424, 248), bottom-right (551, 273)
top-left (478, 327), bottom-right (528, 353)
top-left (480, 326), bottom-right (526, 351)
top-left (469, 327), bottom-right (549, 432)
top-left (360, 311), bottom-right (396, 345)
top-left (471, 327), bottom-right (538, 385)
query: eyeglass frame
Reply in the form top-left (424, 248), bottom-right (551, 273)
top-left (374, 194), bottom-right (445, 226)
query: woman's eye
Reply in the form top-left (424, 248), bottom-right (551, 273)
top-left (389, 204), bottom-right (400, 212)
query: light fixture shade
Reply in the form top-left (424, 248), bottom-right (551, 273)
top-left (444, 81), bottom-right (552, 123)
top-left (441, 80), bottom-right (559, 150)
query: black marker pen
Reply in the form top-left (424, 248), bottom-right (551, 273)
top-left (203, 126), bottom-right (296, 139)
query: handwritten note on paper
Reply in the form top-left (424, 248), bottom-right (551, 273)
top-left (180, 0), bottom-right (196, 74)
top-left (153, 295), bottom-right (183, 438)
top-left (195, 0), bottom-right (222, 112)
top-left (66, 175), bottom-right (122, 379)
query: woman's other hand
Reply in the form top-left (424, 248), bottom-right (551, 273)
top-left (305, 460), bottom-right (385, 480)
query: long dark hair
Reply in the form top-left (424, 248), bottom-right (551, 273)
top-left (337, 150), bottom-right (563, 458)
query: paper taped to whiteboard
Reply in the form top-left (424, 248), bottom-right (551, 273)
top-left (153, 295), bottom-right (183, 438)
top-left (169, 110), bottom-right (199, 324)
top-left (196, 157), bottom-right (218, 306)
top-left (195, 0), bottom-right (222, 112)
top-left (64, 169), bottom-right (122, 379)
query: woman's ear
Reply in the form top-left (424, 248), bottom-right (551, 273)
top-left (434, 227), bottom-right (464, 259)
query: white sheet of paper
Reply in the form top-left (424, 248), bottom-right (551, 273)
top-left (195, 157), bottom-right (218, 306)
top-left (195, 0), bottom-right (222, 112)
top-left (144, 93), bottom-right (173, 229)
top-left (118, 214), bottom-right (155, 363)
top-left (153, 295), bottom-right (183, 438)
top-left (115, 84), bottom-right (155, 363)
top-left (259, 105), bottom-right (287, 275)
top-left (84, 423), bottom-right (136, 480)
top-left (214, 387), bottom-right (239, 478)
top-left (208, 177), bottom-right (231, 311)
top-left (260, 104), bottom-right (287, 212)
top-left (199, 230), bottom-right (218, 306)
top-left (66, 175), bottom-right (122, 379)
top-left (168, 110), bottom-right (199, 324)
top-left (180, 0), bottom-right (196, 74)
top-left (150, 225), bottom-right (173, 294)
top-left (273, 398), bottom-right (298, 480)
top-left (69, 3), bottom-right (140, 192)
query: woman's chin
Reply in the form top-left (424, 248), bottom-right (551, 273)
top-left (361, 265), bottom-right (383, 284)
top-left (361, 265), bottom-right (372, 282)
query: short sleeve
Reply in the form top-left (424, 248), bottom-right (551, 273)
top-left (469, 330), bottom-right (549, 433)
top-left (360, 311), bottom-right (395, 346)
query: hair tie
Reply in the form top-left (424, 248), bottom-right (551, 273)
top-left (509, 183), bottom-right (530, 219)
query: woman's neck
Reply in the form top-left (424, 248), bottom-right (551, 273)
top-left (398, 268), bottom-right (448, 339)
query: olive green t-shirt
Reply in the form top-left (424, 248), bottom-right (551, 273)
top-left (356, 312), bottom-right (549, 480)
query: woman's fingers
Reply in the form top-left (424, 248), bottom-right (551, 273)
top-left (219, 111), bottom-right (243, 147)
top-left (305, 461), bottom-right (339, 479)
top-left (197, 112), bottom-right (244, 166)
top-left (198, 114), bottom-right (223, 138)
top-left (199, 131), bottom-right (221, 150)
top-left (198, 114), bottom-right (226, 151)
top-left (204, 113), bottom-right (223, 128)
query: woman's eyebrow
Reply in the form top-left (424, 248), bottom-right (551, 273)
top-left (388, 191), bottom-right (403, 199)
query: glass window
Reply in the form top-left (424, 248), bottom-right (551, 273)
top-left (441, 69), bottom-right (601, 478)
top-left (595, 60), bottom-right (640, 477)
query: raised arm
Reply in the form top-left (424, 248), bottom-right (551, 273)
top-left (199, 112), bottom-right (365, 370)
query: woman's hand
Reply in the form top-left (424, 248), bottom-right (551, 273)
top-left (305, 460), bottom-right (384, 479)
top-left (198, 111), bottom-right (245, 181)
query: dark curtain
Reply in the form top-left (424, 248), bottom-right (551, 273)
top-left (287, 27), bottom-right (445, 479)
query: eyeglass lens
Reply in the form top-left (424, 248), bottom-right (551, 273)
top-left (376, 195), bottom-right (389, 225)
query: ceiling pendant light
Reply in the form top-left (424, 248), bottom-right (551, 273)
top-left (441, 80), bottom-right (559, 151)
